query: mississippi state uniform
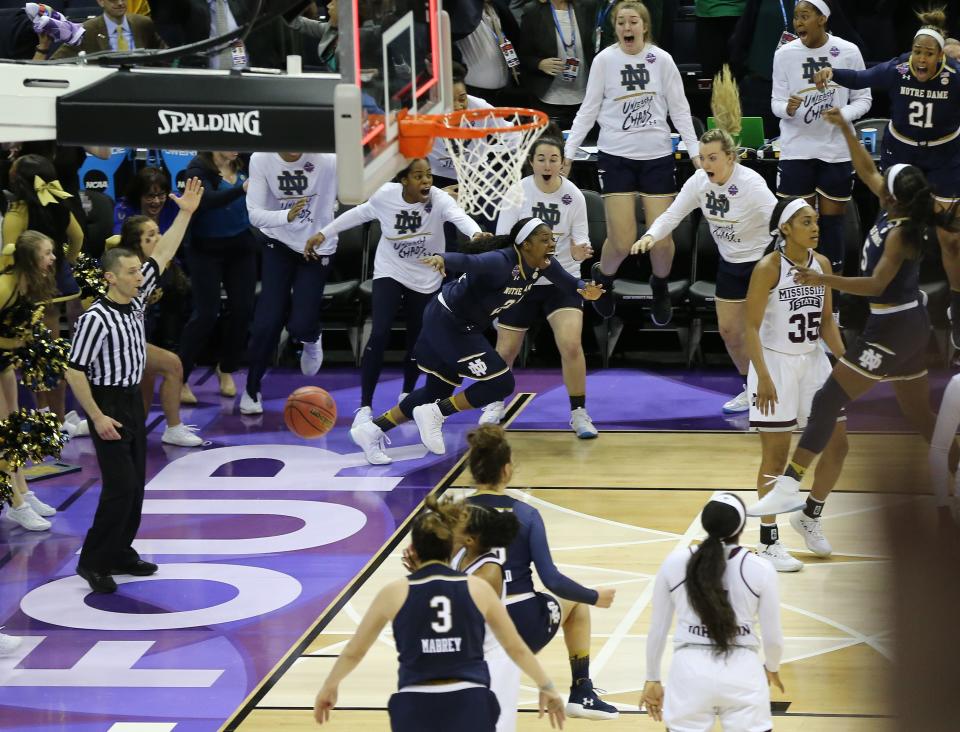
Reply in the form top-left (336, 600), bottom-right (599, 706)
top-left (646, 545), bottom-right (784, 732)
top-left (453, 548), bottom-right (519, 732)
top-left (496, 177), bottom-right (589, 328)
top-left (564, 43), bottom-right (700, 195)
top-left (416, 247), bottom-right (585, 386)
top-left (773, 35), bottom-right (871, 202)
top-left (389, 563), bottom-right (500, 732)
top-left (645, 165), bottom-right (777, 300)
top-left (467, 493), bottom-right (597, 653)
top-left (839, 210), bottom-right (928, 380)
top-left (748, 247), bottom-right (838, 431)
top-left (833, 54), bottom-right (960, 201)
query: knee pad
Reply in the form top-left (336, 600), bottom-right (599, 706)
top-left (798, 376), bottom-right (852, 455)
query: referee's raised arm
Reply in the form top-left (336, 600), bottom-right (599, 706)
top-left (150, 177), bottom-right (204, 274)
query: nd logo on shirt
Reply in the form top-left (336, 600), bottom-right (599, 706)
top-left (277, 170), bottom-right (309, 196)
top-left (395, 210), bottom-right (423, 235)
top-left (530, 202), bottom-right (561, 227)
top-left (801, 56), bottom-right (831, 83)
top-left (705, 191), bottom-right (730, 218)
top-left (619, 63), bottom-right (655, 132)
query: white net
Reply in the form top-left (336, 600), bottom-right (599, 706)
top-left (439, 109), bottom-right (547, 221)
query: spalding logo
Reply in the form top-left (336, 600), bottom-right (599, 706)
top-left (157, 110), bottom-right (262, 136)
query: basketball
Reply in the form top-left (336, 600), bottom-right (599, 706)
top-left (284, 387), bottom-right (337, 439)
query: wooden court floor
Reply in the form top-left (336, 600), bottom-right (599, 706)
top-left (233, 429), bottom-right (918, 731)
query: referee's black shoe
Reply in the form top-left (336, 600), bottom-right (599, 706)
top-left (590, 263), bottom-right (616, 319)
top-left (110, 560), bottom-right (159, 576)
top-left (77, 565), bottom-right (118, 593)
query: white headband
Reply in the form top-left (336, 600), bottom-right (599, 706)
top-left (916, 28), bottom-right (945, 48)
top-left (887, 163), bottom-right (910, 198)
top-left (774, 198), bottom-right (811, 235)
top-left (804, 0), bottom-right (831, 18)
top-left (515, 218), bottom-right (548, 245)
top-left (707, 492), bottom-right (746, 538)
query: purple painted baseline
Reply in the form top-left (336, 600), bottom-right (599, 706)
top-left (0, 365), bottom-right (944, 731)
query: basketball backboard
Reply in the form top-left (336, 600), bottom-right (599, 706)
top-left (335, 0), bottom-right (451, 203)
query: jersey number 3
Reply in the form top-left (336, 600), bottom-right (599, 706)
top-left (429, 596), bottom-right (453, 633)
top-left (788, 312), bottom-right (821, 343)
top-left (908, 101), bottom-right (934, 129)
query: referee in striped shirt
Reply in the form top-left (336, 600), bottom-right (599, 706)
top-left (65, 178), bottom-right (203, 594)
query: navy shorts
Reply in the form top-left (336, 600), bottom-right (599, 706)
top-left (840, 302), bottom-right (929, 381)
top-left (596, 151), bottom-right (677, 196)
top-left (389, 687), bottom-right (500, 732)
top-left (415, 298), bottom-right (509, 386)
top-left (55, 258), bottom-right (79, 298)
top-left (496, 284), bottom-right (582, 330)
top-left (777, 159), bottom-right (854, 201)
top-left (506, 592), bottom-right (561, 654)
top-left (881, 135), bottom-right (960, 201)
top-left (716, 258), bottom-right (759, 301)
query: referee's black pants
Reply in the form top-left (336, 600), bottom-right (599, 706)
top-left (79, 385), bottom-right (147, 573)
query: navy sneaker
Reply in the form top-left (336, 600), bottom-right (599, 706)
top-left (566, 678), bottom-right (619, 720)
top-left (590, 263), bottom-right (616, 319)
top-left (649, 275), bottom-right (672, 326)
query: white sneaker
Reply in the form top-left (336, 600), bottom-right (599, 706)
top-left (748, 475), bottom-right (805, 516)
top-left (300, 336), bottom-right (323, 376)
top-left (790, 511), bottom-right (832, 557)
top-left (0, 631), bottom-right (22, 655)
top-left (73, 418), bottom-right (90, 437)
top-left (722, 387), bottom-right (750, 414)
top-left (239, 390), bottom-right (263, 415)
top-left (756, 541), bottom-right (803, 572)
top-left (569, 407), bottom-right (598, 439)
top-left (478, 401), bottom-right (505, 425)
top-left (23, 491), bottom-right (56, 517)
top-left (350, 420), bottom-right (392, 465)
top-left (398, 392), bottom-right (409, 402)
top-left (5, 504), bottom-right (51, 531)
top-left (352, 406), bottom-right (373, 429)
top-left (162, 423), bottom-right (204, 447)
top-left (413, 403), bottom-right (446, 454)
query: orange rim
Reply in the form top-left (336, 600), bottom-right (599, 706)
top-left (397, 107), bottom-right (549, 158)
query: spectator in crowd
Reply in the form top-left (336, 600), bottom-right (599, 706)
top-left (287, 0), bottom-right (339, 72)
top-left (521, 0), bottom-right (598, 131)
top-left (178, 151), bottom-right (256, 403)
top-left (695, 0), bottom-right (746, 80)
top-left (52, 0), bottom-right (167, 58)
top-left (113, 168), bottom-right (189, 353)
top-left (179, 0), bottom-right (299, 70)
top-left (452, 0), bottom-right (530, 107)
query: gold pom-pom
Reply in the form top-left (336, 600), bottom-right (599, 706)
top-left (73, 253), bottom-right (108, 302)
top-left (16, 325), bottom-right (69, 391)
top-left (0, 408), bottom-right (65, 468)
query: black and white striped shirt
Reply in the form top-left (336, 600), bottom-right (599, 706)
top-left (68, 259), bottom-right (159, 387)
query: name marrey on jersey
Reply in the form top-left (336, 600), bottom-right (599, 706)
top-left (421, 637), bottom-right (464, 653)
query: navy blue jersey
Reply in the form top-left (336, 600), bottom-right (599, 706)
top-left (440, 246), bottom-right (585, 330)
top-left (467, 494), bottom-right (599, 605)
top-left (393, 563), bottom-right (490, 689)
top-left (860, 210), bottom-right (919, 305)
top-left (834, 55), bottom-right (960, 145)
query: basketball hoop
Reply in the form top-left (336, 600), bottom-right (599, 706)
top-left (399, 107), bottom-right (549, 220)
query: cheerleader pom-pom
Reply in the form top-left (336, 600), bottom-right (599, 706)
top-left (73, 254), bottom-right (107, 302)
top-left (0, 408), bottom-right (65, 468)
top-left (17, 326), bottom-right (69, 391)
top-left (0, 471), bottom-right (12, 506)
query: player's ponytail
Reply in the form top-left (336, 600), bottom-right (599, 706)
top-left (887, 165), bottom-right (960, 254)
top-left (463, 504), bottom-right (520, 553)
top-left (916, 5), bottom-right (948, 35)
top-left (412, 495), bottom-right (467, 562)
top-left (685, 493), bottom-right (746, 656)
top-left (467, 424), bottom-right (513, 486)
top-left (699, 65), bottom-right (740, 154)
